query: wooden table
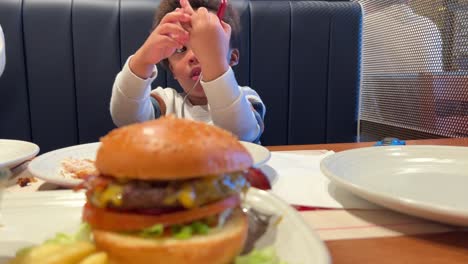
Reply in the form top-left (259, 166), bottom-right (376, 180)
top-left (268, 138), bottom-right (468, 263)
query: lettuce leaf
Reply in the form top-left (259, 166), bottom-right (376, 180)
top-left (140, 224), bottom-right (164, 238)
top-left (235, 247), bottom-right (288, 264)
top-left (16, 223), bottom-right (92, 257)
top-left (44, 222), bottom-right (92, 244)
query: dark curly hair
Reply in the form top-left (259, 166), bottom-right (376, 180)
top-left (153, 0), bottom-right (241, 69)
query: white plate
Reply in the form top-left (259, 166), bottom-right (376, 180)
top-left (240, 141), bottom-right (271, 168)
top-left (0, 188), bottom-right (330, 264)
top-left (0, 139), bottom-right (40, 169)
top-left (320, 145), bottom-right (468, 226)
top-left (28, 141), bottom-right (271, 187)
top-left (28, 142), bottom-right (100, 187)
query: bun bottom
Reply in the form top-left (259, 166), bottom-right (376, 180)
top-left (93, 209), bottom-right (248, 264)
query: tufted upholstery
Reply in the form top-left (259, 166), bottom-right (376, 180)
top-left (0, 0), bottom-right (361, 152)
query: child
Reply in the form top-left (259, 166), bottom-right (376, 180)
top-left (110, 0), bottom-right (265, 143)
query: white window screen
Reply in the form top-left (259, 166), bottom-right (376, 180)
top-left (357, 0), bottom-right (468, 141)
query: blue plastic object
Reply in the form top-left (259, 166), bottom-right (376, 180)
top-left (374, 137), bottom-right (406, 146)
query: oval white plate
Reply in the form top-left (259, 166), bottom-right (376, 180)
top-left (320, 145), bottom-right (468, 226)
top-left (0, 188), bottom-right (330, 264)
top-left (28, 142), bottom-right (100, 187)
top-left (0, 139), bottom-right (40, 169)
top-left (240, 141), bottom-right (271, 168)
top-left (29, 141), bottom-right (271, 187)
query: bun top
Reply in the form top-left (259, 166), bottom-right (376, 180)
top-left (95, 116), bottom-right (253, 180)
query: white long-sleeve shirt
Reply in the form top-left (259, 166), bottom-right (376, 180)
top-left (110, 57), bottom-right (265, 143)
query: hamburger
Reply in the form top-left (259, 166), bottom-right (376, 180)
top-left (80, 116), bottom-right (255, 264)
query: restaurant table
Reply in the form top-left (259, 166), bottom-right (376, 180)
top-left (269, 137), bottom-right (468, 264)
top-left (6, 137), bottom-right (468, 263)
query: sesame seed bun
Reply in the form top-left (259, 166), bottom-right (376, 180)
top-left (95, 116), bottom-right (253, 180)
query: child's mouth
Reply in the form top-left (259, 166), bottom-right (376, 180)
top-left (191, 68), bottom-right (201, 81)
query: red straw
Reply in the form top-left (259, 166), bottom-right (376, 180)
top-left (216, 0), bottom-right (227, 21)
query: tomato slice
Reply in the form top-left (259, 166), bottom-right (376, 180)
top-left (82, 194), bottom-right (240, 231)
top-left (245, 168), bottom-right (271, 190)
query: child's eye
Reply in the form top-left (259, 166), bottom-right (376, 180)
top-left (175, 46), bottom-right (187, 54)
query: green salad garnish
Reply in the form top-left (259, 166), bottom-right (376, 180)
top-left (235, 247), bottom-right (288, 264)
top-left (139, 224), bottom-right (164, 238)
top-left (136, 221), bottom-right (211, 239)
top-left (170, 221), bottom-right (210, 239)
top-left (16, 223), bottom-right (92, 257)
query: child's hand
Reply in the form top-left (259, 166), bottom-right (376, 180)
top-left (131, 9), bottom-right (190, 79)
top-left (180, 0), bottom-right (231, 81)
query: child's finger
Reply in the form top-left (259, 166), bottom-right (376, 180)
top-left (180, 0), bottom-right (195, 15)
top-left (180, 21), bottom-right (192, 32)
top-left (220, 20), bottom-right (232, 35)
top-left (197, 7), bottom-right (209, 16)
top-left (158, 23), bottom-right (189, 39)
top-left (160, 11), bottom-right (191, 24)
top-left (193, 7), bottom-right (210, 23)
top-left (161, 35), bottom-right (185, 49)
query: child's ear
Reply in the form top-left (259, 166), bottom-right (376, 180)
top-left (229, 49), bottom-right (239, 67)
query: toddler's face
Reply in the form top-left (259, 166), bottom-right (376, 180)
top-left (168, 46), bottom-right (206, 101)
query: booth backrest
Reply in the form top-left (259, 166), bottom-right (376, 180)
top-left (0, 0), bottom-right (361, 152)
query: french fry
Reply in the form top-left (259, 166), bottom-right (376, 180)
top-left (40, 242), bottom-right (96, 264)
top-left (9, 242), bottom-right (99, 264)
top-left (19, 244), bottom-right (65, 264)
top-left (7, 255), bottom-right (25, 264)
top-left (78, 252), bottom-right (108, 264)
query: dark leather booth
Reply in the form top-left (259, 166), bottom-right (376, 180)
top-left (0, 0), bottom-right (362, 152)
